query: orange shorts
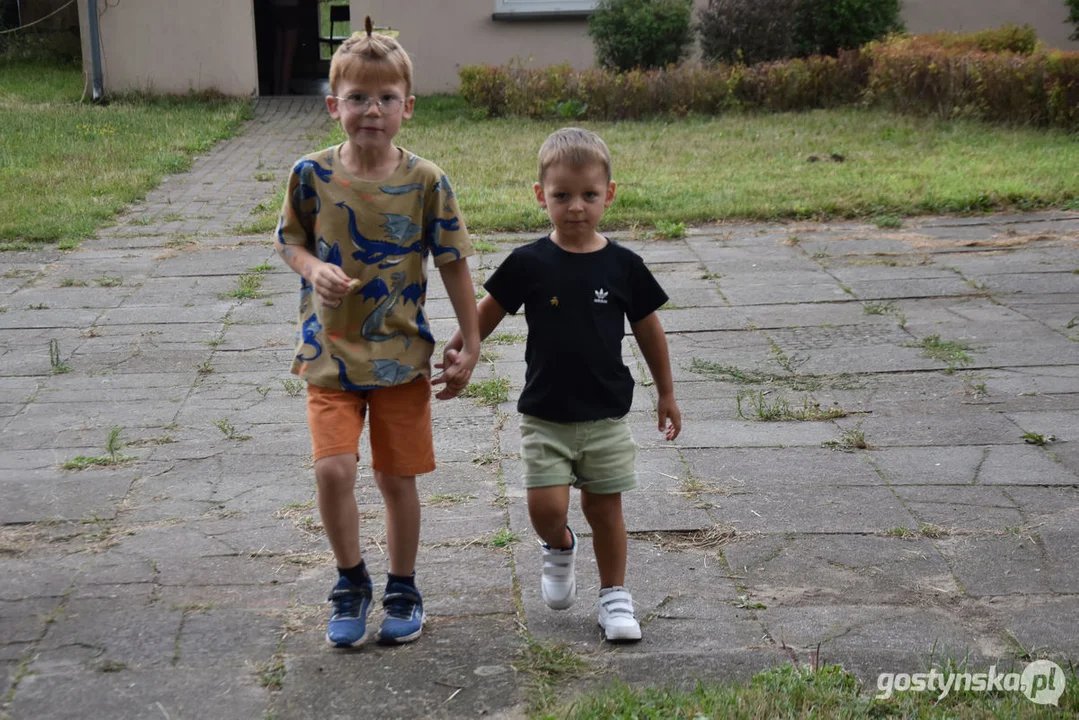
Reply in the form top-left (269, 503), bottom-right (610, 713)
top-left (306, 377), bottom-right (435, 476)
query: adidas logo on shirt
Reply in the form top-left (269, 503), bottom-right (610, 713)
top-left (594, 288), bottom-right (609, 304)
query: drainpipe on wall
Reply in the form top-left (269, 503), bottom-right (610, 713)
top-left (86, 0), bottom-right (104, 102)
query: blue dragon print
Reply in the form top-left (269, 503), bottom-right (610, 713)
top-left (380, 183), bottom-right (425, 197)
top-left (338, 202), bottom-right (423, 265)
top-left (425, 216), bottom-right (463, 262)
top-left (381, 213), bottom-right (422, 242)
top-left (331, 355), bottom-right (372, 391)
top-left (296, 313), bottom-right (323, 362)
top-left (415, 306), bottom-right (435, 345)
top-left (317, 237), bottom-right (343, 266)
top-left (361, 271), bottom-right (410, 347)
top-left (372, 359), bottom-right (415, 385)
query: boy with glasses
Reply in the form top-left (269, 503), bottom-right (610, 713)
top-left (274, 18), bottom-right (480, 648)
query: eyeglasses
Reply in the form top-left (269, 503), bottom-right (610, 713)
top-left (335, 94), bottom-right (404, 113)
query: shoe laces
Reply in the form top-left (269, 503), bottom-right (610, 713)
top-left (329, 584), bottom-right (371, 619)
top-left (383, 585), bottom-right (421, 619)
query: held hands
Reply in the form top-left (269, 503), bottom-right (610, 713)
top-left (657, 393), bottom-right (682, 441)
top-left (431, 346), bottom-right (478, 400)
top-left (310, 262), bottom-right (353, 308)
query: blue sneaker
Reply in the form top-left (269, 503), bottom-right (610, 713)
top-left (326, 575), bottom-right (373, 648)
top-left (375, 582), bottom-right (424, 645)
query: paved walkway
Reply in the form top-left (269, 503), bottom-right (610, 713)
top-left (1, 98), bottom-right (1077, 719)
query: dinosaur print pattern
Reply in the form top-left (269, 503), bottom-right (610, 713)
top-left (278, 146), bottom-right (473, 390)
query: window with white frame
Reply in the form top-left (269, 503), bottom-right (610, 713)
top-left (494, 0), bottom-right (599, 15)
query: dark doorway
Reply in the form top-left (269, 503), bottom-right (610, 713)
top-left (254, 0), bottom-right (341, 96)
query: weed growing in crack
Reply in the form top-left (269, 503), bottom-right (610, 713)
top-left (49, 339), bottom-right (71, 375)
top-left (911, 334), bottom-right (976, 371)
top-left (821, 427), bottom-right (870, 452)
top-left (485, 528), bottom-right (520, 548)
top-left (863, 301), bottom-right (896, 315)
top-left (514, 638), bottom-right (592, 717)
top-left (62, 426), bottom-right (135, 470)
top-left (461, 377), bottom-right (510, 406)
top-left (736, 391), bottom-right (848, 422)
top-left (214, 419), bottom-right (252, 441)
top-left (488, 332), bottom-right (525, 345)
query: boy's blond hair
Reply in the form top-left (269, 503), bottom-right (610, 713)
top-left (329, 17), bottom-right (413, 95)
top-left (537, 127), bottom-right (612, 183)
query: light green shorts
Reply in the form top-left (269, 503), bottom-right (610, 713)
top-left (520, 414), bottom-right (638, 494)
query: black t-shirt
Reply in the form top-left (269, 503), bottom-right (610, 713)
top-left (484, 236), bottom-right (668, 422)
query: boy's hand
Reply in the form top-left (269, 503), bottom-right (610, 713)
top-left (657, 393), bottom-right (681, 441)
top-left (310, 262), bottom-right (352, 308)
top-left (432, 347), bottom-right (477, 400)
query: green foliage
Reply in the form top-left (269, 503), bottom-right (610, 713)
top-left (0, 62), bottom-right (249, 248)
top-left (1069, 0), bottom-right (1079, 42)
top-left (794, 0), bottom-right (905, 57)
top-left (920, 24), bottom-right (1039, 54)
top-left (653, 219), bottom-right (686, 238)
top-left (49, 339), bottom-right (71, 375)
top-left (460, 34), bottom-right (1079, 131)
top-left (697, 0), bottom-right (801, 65)
top-left (587, 0), bottom-right (694, 71)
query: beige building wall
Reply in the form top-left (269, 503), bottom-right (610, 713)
top-left (77, 0), bottom-right (259, 96)
top-left (360, 0), bottom-right (709, 94)
top-left (904, 0), bottom-right (1079, 52)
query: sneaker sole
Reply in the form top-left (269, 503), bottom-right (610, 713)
top-left (601, 625), bottom-right (642, 642)
top-left (326, 630), bottom-right (369, 648)
top-left (374, 612), bottom-right (426, 645)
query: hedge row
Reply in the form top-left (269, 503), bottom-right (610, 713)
top-left (459, 37), bottom-right (1079, 129)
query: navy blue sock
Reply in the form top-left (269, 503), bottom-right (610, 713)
top-left (387, 572), bottom-right (416, 589)
top-left (339, 561), bottom-right (370, 587)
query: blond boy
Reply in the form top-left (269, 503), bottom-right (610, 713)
top-left (443, 128), bottom-right (681, 641)
top-left (275, 21), bottom-right (480, 647)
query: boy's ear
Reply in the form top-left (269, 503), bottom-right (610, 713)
top-left (533, 182), bottom-right (547, 208)
top-left (604, 181), bottom-right (616, 208)
top-left (326, 94), bottom-right (341, 120)
top-left (401, 94), bottom-right (415, 120)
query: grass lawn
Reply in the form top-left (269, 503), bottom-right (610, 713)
top-left (0, 61), bottom-right (250, 250)
top-left (387, 96), bottom-right (1079, 233)
top-left (552, 662), bottom-right (1078, 719)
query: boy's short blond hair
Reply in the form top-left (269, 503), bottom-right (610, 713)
top-left (329, 18), bottom-right (413, 96)
top-left (537, 127), bottom-right (612, 183)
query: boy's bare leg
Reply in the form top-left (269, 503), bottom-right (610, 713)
top-left (374, 471), bottom-right (420, 575)
top-left (527, 486), bottom-right (573, 548)
top-left (315, 453), bottom-right (362, 569)
top-left (580, 490), bottom-right (627, 587)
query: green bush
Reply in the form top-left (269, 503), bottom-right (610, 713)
top-left (865, 37), bottom-right (1079, 128)
top-left (794, 0), bottom-right (904, 56)
top-left (919, 24), bottom-right (1038, 54)
top-left (1068, 0), bottom-right (1079, 42)
top-left (460, 40), bottom-right (1079, 130)
top-left (587, 0), bottom-right (694, 71)
top-left (697, 0), bottom-right (801, 66)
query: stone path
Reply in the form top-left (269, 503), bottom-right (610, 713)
top-left (1, 97), bottom-right (1077, 719)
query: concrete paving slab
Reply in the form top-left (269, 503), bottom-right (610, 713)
top-left (2, 98), bottom-right (1076, 716)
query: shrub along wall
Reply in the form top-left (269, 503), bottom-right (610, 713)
top-left (459, 33), bottom-right (1079, 129)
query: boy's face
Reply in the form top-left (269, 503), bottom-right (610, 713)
top-left (533, 162), bottom-right (615, 242)
top-left (327, 75), bottom-right (414, 152)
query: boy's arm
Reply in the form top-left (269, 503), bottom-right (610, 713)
top-left (433, 258), bottom-right (482, 399)
top-left (435, 294), bottom-right (507, 399)
top-left (630, 312), bottom-right (681, 441)
top-left (275, 242), bottom-right (351, 307)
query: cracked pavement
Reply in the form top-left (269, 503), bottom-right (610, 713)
top-left (1, 97), bottom-right (1077, 718)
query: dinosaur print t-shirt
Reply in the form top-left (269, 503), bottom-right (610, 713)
top-left (276, 145), bottom-right (473, 390)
